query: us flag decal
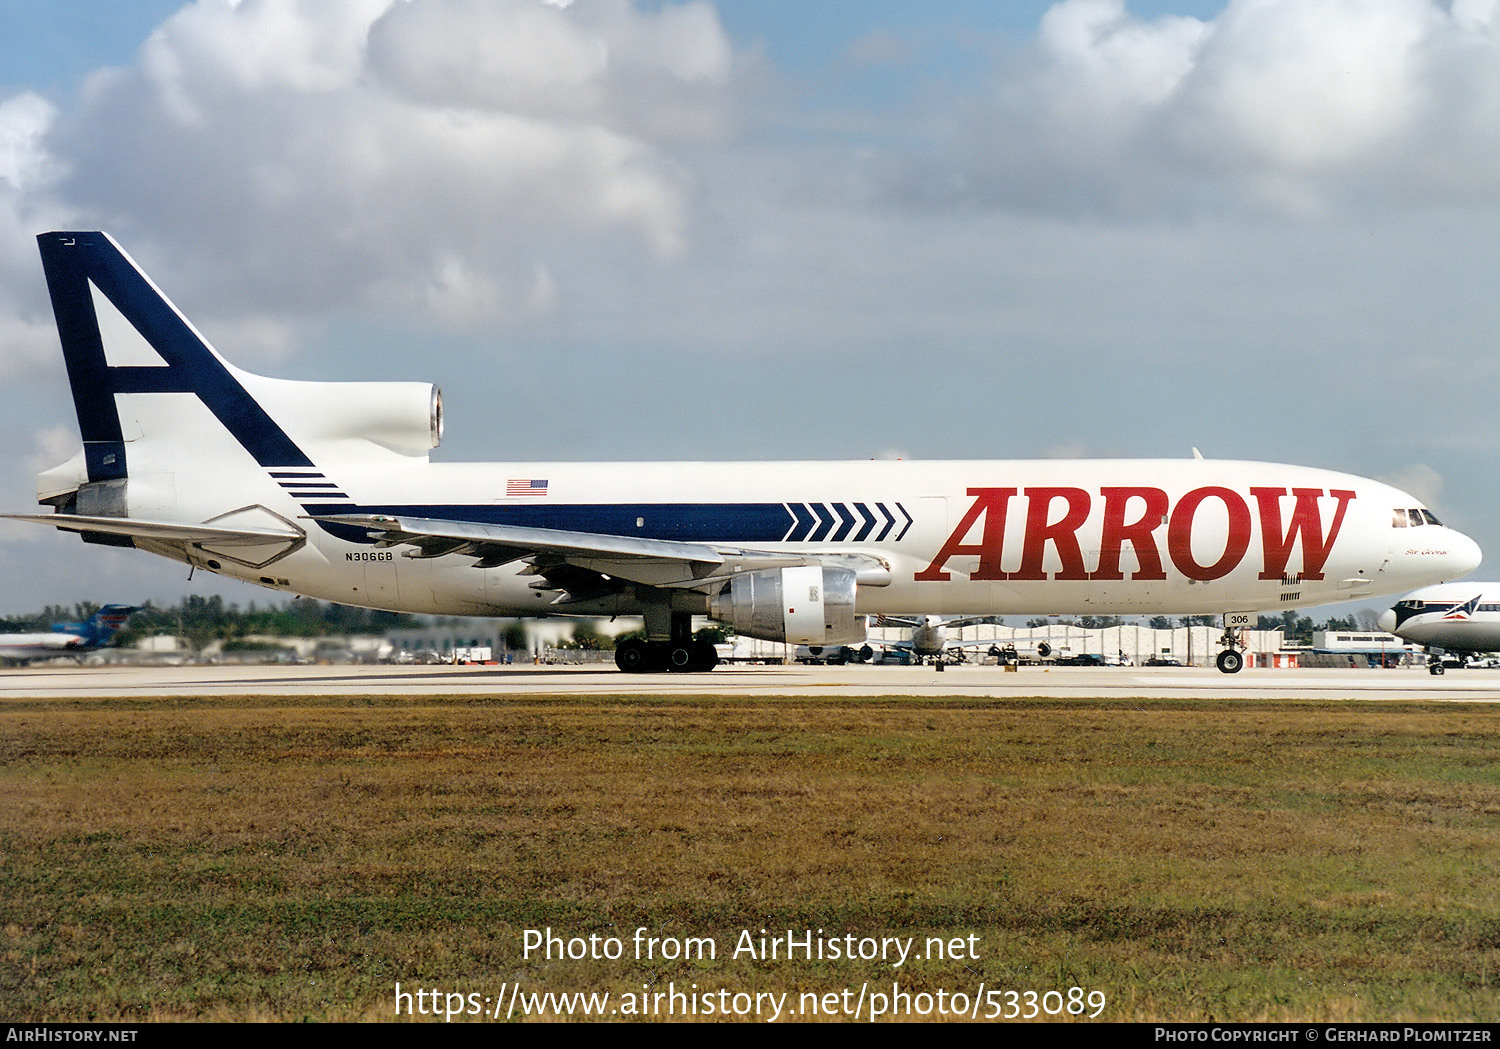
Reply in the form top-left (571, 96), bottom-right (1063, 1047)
top-left (507, 478), bottom-right (548, 497)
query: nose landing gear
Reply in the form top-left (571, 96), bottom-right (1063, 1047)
top-left (1215, 614), bottom-right (1251, 674)
top-left (1426, 649), bottom-right (1446, 676)
top-left (1216, 647), bottom-right (1244, 674)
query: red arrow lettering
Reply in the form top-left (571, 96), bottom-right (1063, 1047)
top-left (914, 484), bottom-right (1353, 584)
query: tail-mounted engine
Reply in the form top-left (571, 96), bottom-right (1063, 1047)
top-left (708, 565), bottom-right (866, 645)
top-left (237, 373), bottom-right (443, 458)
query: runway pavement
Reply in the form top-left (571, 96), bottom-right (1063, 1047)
top-left (3, 661), bottom-right (1499, 700)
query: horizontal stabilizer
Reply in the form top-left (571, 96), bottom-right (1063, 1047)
top-left (3, 512), bottom-right (303, 546)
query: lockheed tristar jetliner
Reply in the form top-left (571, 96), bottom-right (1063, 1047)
top-left (6, 232), bottom-right (1483, 673)
top-left (1378, 583), bottom-right (1500, 674)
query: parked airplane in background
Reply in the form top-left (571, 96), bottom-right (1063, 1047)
top-left (0, 604), bottom-right (138, 663)
top-left (798, 615), bottom-right (1007, 665)
top-left (3, 232), bottom-right (1484, 673)
top-left (872, 614), bottom-right (1006, 665)
top-left (867, 615), bottom-right (1074, 666)
top-left (1378, 584), bottom-right (1500, 674)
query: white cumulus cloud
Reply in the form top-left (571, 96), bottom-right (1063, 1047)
top-left (918, 0), bottom-right (1500, 216)
top-left (43, 0), bottom-right (735, 331)
top-left (0, 92), bottom-right (79, 379)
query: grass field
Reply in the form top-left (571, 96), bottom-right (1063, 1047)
top-left (2, 693), bottom-right (1498, 1022)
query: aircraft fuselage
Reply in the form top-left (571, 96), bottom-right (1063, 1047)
top-left (1379, 583), bottom-right (1500, 652)
top-left (139, 454), bottom-right (1475, 621)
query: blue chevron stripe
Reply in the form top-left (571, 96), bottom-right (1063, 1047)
top-left (807, 503), bottom-right (833, 542)
top-left (829, 502), bottom-right (855, 541)
top-left (894, 503), bottom-right (914, 541)
top-left (304, 500), bottom-right (915, 547)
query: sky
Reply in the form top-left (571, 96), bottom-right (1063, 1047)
top-left (1, 0), bottom-right (1498, 618)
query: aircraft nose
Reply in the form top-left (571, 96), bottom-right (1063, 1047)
top-left (1446, 529), bottom-right (1483, 579)
top-left (1376, 608), bottom-right (1397, 634)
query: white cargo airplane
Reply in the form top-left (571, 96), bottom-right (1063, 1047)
top-left (872, 614), bottom-right (1007, 665)
top-left (1377, 584), bottom-right (1500, 674)
top-left (4, 232), bottom-right (1484, 673)
top-left (797, 615), bottom-right (1001, 665)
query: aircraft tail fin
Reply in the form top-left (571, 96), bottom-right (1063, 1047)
top-left (82, 604), bottom-right (139, 646)
top-left (33, 232), bottom-right (443, 516)
top-left (48, 604), bottom-right (139, 647)
top-left (36, 232), bottom-right (313, 485)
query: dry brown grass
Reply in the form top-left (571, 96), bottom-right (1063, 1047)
top-left (2, 693), bottom-right (1499, 1021)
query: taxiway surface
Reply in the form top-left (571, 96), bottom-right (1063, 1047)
top-left (2, 662), bottom-right (1498, 700)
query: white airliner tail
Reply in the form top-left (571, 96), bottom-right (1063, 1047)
top-left (32, 231), bottom-right (442, 519)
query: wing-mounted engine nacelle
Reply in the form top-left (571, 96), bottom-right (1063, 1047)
top-left (708, 565), bottom-right (866, 645)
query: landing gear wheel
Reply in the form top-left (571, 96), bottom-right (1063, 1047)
top-left (692, 639), bottom-right (719, 671)
top-left (618, 612), bottom-right (721, 673)
top-left (1430, 662), bottom-right (1445, 676)
top-left (615, 639), bottom-right (651, 673)
top-left (1215, 620), bottom-right (1247, 674)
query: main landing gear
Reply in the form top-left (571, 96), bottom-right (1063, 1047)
top-left (614, 611), bottom-right (719, 673)
top-left (614, 637), bottom-right (719, 673)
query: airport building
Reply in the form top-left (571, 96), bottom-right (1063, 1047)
top-left (387, 625), bottom-right (514, 664)
top-left (1300, 630), bottom-right (1422, 668)
top-left (386, 619), bottom-right (1421, 668)
top-left (861, 621), bottom-right (1418, 668)
top-left (860, 621), bottom-right (1287, 667)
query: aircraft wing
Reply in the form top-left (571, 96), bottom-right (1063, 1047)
top-left (945, 638), bottom-right (999, 650)
top-left (940, 615), bottom-right (1006, 629)
top-left (873, 614), bottom-right (1004, 629)
top-left (313, 513), bottom-right (892, 593)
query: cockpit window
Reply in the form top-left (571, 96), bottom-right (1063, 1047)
top-left (1392, 507), bottom-right (1442, 528)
